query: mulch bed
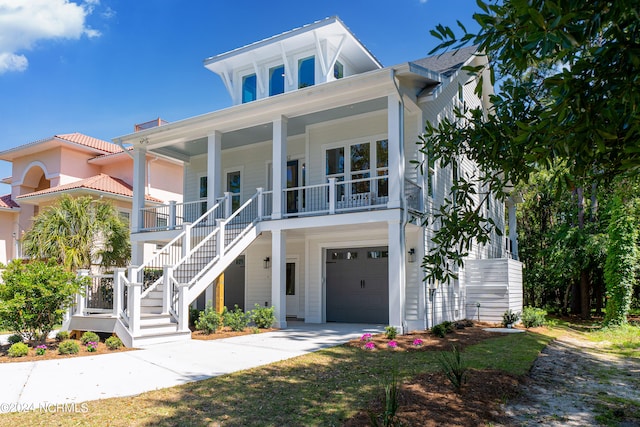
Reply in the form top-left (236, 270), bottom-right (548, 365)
top-left (191, 326), bottom-right (279, 340)
top-left (0, 339), bottom-right (132, 363)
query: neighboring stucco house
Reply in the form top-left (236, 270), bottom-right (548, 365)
top-left (0, 131), bottom-right (183, 265)
top-left (67, 17), bottom-right (522, 346)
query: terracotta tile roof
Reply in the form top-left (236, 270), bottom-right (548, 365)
top-left (16, 174), bottom-right (163, 203)
top-left (0, 194), bottom-right (19, 209)
top-left (55, 133), bottom-right (122, 154)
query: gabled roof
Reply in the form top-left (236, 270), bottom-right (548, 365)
top-left (15, 174), bottom-right (163, 203)
top-left (0, 194), bottom-right (19, 210)
top-left (411, 45), bottom-right (479, 77)
top-left (0, 133), bottom-right (122, 162)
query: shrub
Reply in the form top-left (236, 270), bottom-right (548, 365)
top-left (7, 334), bottom-right (22, 344)
top-left (439, 345), bottom-right (468, 392)
top-left (195, 305), bottom-right (222, 334)
top-left (105, 336), bottom-right (123, 350)
top-left (223, 305), bottom-right (250, 332)
top-left (8, 342), bottom-right (29, 357)
top-left (384, 326), bottom-right (398, 340)
top-left (251, 304), bottom-right (275, 329)
top-left (442, 321), bottom-right (456, 333)
top-left (502, 309), bottom-right (521, 327)
top-left (0, 259), bottom-right (86, 342)
top-left (431, 323), bottom-right (447, 338)
top-left (35, 344), bottom-right (47, 356)
top-left (521, 306), bottom-right (547, 328)
top-left (80, 331), bottom-right (100, 345)
top-left (189, 306), bottom-right (201, 328)
top-left (58, 340), bottom-right (80, 355)
top-left (55, 330), bottom-right (70, 342)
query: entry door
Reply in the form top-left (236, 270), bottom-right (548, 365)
top-left (286, 160), bottom-right (299, 214)
top-left (326, 247), bottom-right (389, 324)
top-left (286, 261), bottom-right (298, 317)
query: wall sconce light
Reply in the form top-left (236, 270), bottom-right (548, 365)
top-left (408, 248), bottom-right (416, 263)
top-left (263, 257), bottom-right (270, 269)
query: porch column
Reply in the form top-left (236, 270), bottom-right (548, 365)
top-left (131, 147), bottom-right (147, 265)
top-left (507, 198), bottom-right (519, 260)
top-left (207, 131), bottom-right (222, 209)
top-left (271, 116), bottom-right (288, 220)
top-left (387, 94), bottom-right (404, 209)
top-left (388, 219), bottom-right (406, 332)
top-left (271, 229), bottom-right (287, 328)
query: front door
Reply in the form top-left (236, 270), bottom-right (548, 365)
top-left (286, 160), bottom-right (298, 214)
top-left (285, 261), bottom-right (298, 317)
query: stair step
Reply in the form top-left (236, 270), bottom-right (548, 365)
top-left (132, 330), bottom-right (191, 347)
top-left (141, 297), bottom-right (163, 307)
top-left (140, 322), bottom-right (180, 335)
top-left (139, 313), bottom-right (174, 326)
top-left (141, 305), bottom-right (163, 314)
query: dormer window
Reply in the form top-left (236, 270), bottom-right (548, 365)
top-left (298, 56), bottom-right (315, 88)
top-left (269, 65), bottom-right (285, 96)
top-left (334, 61), bottom-right (344, 80)
top-left (242, 74), bottom-right (257, 103)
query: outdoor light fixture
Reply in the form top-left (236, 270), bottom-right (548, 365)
top-left (263, 257), bottom-right (270, 269)
top-left (408, 248), bottom-right (416, 263)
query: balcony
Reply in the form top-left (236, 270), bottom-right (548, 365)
top-left (137, 176), bottom-right (422, 233)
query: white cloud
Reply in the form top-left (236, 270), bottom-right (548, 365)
top-left (0, 0), bottom-right (100, 74)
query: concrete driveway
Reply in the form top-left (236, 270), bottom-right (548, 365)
top-left (1, 322), bottom-right (382, 412)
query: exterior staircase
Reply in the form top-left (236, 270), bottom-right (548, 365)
top-left (114, 190), bottom-right (267, 347)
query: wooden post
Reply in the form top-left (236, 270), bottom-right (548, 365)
top-left (215, 273), bottom-right (225, 313)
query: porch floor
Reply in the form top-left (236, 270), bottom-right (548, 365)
top-left (0, 322), bottom-right (383, 409)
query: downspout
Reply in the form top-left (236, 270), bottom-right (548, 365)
top-left (391, 69), bottom-right (409, 333)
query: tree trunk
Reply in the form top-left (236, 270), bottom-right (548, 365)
top-left (577, 187), bottom-right (591, 319)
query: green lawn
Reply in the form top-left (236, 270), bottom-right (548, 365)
top-left (0, 329), bottom-right (556, 427)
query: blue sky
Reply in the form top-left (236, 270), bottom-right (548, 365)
top-left (0, 0), bottom-right (482, 194)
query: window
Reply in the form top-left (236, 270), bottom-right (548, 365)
top-left (118, 211), bottom-right (130, 225)
top-left (334, 61), bottom-right (344, 79)
top-left (427, 146), bottom-right (435, 199)
top-left (350, 143), bottom-right (370, 194)
top-left (298, 56), bottom-right (315, 88)
top-left (269, 65), bottom-right (285, 96)
top-left (286, 262), bottom-right (295, 295)
top-left (227, 170), bottom-right (241, 211)
top-left (242, 74), bottom-right (257, 103)
top-left (376, 139), bottom-right (388, 197)
top-left (199, 176), bottom-right (208, 215)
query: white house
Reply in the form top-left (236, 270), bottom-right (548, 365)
top-left (65, 17), bottom-right (522, 346)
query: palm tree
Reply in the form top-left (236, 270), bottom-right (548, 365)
top-left (22, 195), bottom-right (130, 272)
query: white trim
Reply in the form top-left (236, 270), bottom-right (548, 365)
top-left (223, 166), bottom-right (244, 201)
top-left (13, 161), bottom-right (58, 187)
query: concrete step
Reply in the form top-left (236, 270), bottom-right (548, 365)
top-left (132, 330), bottom-right (191, 347)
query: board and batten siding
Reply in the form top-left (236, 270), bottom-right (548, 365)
top-left (464, 258), bottom-right (523, 323)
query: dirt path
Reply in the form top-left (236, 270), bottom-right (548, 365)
top-left (499, 334), bottom-right (640, 426)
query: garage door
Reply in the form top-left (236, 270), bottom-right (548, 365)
top-left (326, 246), bottom-right (388, 324)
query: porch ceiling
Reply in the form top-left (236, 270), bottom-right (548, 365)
top-left (148, 97), bottom-right (388, 160)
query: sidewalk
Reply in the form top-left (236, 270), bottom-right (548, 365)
top-left (1, 323), bottom-right (381, 412)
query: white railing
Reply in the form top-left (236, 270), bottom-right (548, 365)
top-left (140, 199), bottom-right (211, 232)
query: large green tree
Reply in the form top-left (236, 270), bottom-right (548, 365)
top-left (22, 195), bottom-right (130, 272)
top-left (419, 1), bottom-right (639, 319)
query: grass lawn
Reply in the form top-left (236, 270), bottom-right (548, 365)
top-left (0, 327), bottom-right (557, 427)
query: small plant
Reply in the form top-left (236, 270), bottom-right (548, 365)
top-left (8, 342), bottom-right (29, 357)
top-left (195, 305), bottom-right (222, 334)
top-left (105, 336), bottom-right (123, 350)
top-left (368, 366), bottom-right (401, 427)
top-left (189, 306), bottom-right (201, 328)
top-left (439, 345), bottom-right (468, 392)
top-left (387, 340), bottom-right (398, 349)
top-left (80, 331), bottom-right (100, 345)
top-left (251, 327), bottom-right (260, 334)
top-left (35, 344), bottom-right (47, 356)
top-left (58, 340), bottom-right (80, 355)
top-left (364, 341), bottom-right (376, 350)
top-left (384, 326), bottom-right (398, 340)
top-left (360, 333), bottom-right (373, 342)
top-left (223, 305), bottom-right (250, 332)
top-left (502, 309), bottom-right (521, 327)
top-left (250, 304), bottom-right (275, 329)
top-left (55, 330), bottom-right (70, 342)
top-left (521, 306), bottom-right (547, 328)
top-left (431, 323), bottom-right (447, 338)
top-left (412, 338), bottom-right (423, 347)
top-left (86, 341), bottom-right (98, 352)
top-left (442, 320), bottom-right (455, 333)
top-left (7, 334), bottom-right (22, 344)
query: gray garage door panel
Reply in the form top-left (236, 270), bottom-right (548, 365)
top-left (326, 246), bottom-right (388, 324)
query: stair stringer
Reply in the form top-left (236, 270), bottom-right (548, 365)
top-left (185, 223), bottom-right (262, 305)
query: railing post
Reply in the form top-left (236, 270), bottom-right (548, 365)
top-left (113, 268), bottom-right (125, 317)
top-left (162, 265), bottom-right (172, 314)
top-left (224, 192), bottom-right (232, 217)
top-left (329, 178), bottom-right (336, 214)
top-left (183, 223), bottom-right (192, 257)
top-left (177, 283), bottom-right (190, 332)
top-left (217, 219), bottom-right (225, 258)
top-left (257, 187), bottom-right (264, 219)
top-left (128, 281), bottom-right (142, 336)
top-left (169, 201), bottom-right (177, 230)
top-left (77, 269), bottom-right (90, 316)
